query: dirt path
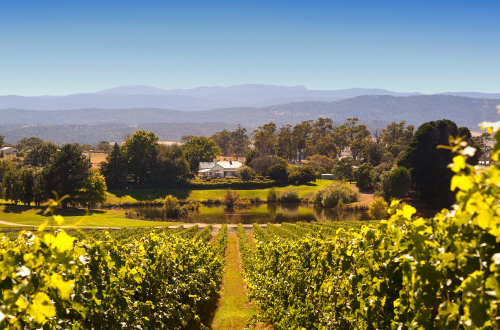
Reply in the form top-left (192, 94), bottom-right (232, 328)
top-left (0, 220), bottom-right (33, 226)
top-left (211, 233), bottom-right (268, 329)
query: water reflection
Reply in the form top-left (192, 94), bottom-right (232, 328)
top-left (120, 204), bottom-right (370, 224)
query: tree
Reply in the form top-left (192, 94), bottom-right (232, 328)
top-left (154, 144), bottom-right (190, 187)
top-left (266, 163), bottom-right (289, 181)
top-left (0, 135), bottom-right (4, 147)
top-left (43, 143), bottom-right (92, 209)
top-left (250, 156), bottom-right (287, 175)
top-left (252, 122), bottom-right (277, 156)
top-left (19, 166), bottom-right (36, 206)
top-left (288, 165), bottom-right (316, 184)
top-left (23, 142), bottom-right (58, 167)
top-left (3, 165), bottom-right (39, 206)
top-left (379, 121), bottom-right (414, 157)
top-left (4, 170), bottom-right (22, 205)
top-left (292, 120), bottom-right (312, 162)
top-left (333, 118), bottom-right (371, 158)
top-left (307, 118), bottom-right (337, 158)
top-left (181, 135), bottom-right (197, 143)
top-left (33, 169), bottom-right (46, 207)
top-left (362, 141), bottom-right (384, 166)
top-left (100, 143), bottom-right (128, 189)
top-left (80, 173), bottom-right (107, 211)
top-left (81, 144), bottom-right (94, 152)
top-left (312, 135), bottom-right (338, 158)
top-left (211, 130), bottom-right (233, 156)
top-left (370, 161), bottom-right (393, 199)
top-left (276, 125), bottom-right (296, 160)
top-left (183, 136), bottom-right (221, 174)
top-left (122, 130), bottom-right (159, 184)
top-left (0, 160), bottom-right (15, 199)
top-left (388, 167), bottom-right (411, 198)
top-left (335, 157), bottom-right (354, 182)
top-left (245, 150), bottom-right (260, 166)
top-left (96, 141), bottom-right (112, 153)
top-left (231, 124), bottom-right (250, 158)
top-left (354, 162), bottom-right (373, 191)
top-left (16, 137), bottom-right (44, 151)
top-left (307, 154), bottom-right (335, 173)
top-left (397, 119), bottom-right (459, 207)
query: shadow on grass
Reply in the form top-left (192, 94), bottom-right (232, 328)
top-left (2, 203), bottom-right (107, 217)
top-left (53, 209), bottom-right (107, 216)
top-left (109, 189), bottom-right (192, 200)
top-left (3, 204), bottom-right (45, 214)
top-left (200, 292), bottom-right (221, 330)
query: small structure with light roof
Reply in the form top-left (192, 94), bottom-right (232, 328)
top-left (198, 160), bottom-right (244, 178)
top-left (0, 147), bottom-right (17, 155)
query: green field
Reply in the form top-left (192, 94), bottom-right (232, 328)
top-left (105, 179), bottom-right (332, 205)
top-left (0, 199), bottom-right (178, 228)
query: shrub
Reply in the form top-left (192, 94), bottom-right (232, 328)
top-left (367, 196), bottom-right (388, 219)
top-left (314, 181), bottom-right (360, 208)
top-left (237, 166), bottom-right (254, 180)
top-left (234, 198), bottom-right (252, 208)
top-left (267, 187), bottom-right (279, 203)
top-left (266, 163), bottom-right (289, 181)
top-left (388, 167), bottom-right (411, 198)
top-left (163, 195), bottom-right (182, 217)
top-left (279, 190), bottom-right (299, 203)
top-left (223, 188), bottom-right (240, 209)
top-left (288, 165), bottom-right (316, 184)
top-left (185, 199), bottom-right (201, 212)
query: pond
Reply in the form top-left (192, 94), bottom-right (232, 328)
top-left (119, 204), bottom-right (372, 224)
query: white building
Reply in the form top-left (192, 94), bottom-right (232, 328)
top-left (198, 161), bottom-right (244, 178)
top-left (0, 147), bottom-right (17, 155)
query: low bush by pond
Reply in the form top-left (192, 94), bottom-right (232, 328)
top-left (314, 181), bottom-right (360, 208)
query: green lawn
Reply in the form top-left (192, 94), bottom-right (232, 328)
top-left (106, 179), bottom-right (332, 205)
top-left (0, 200), bottom-right (178, 228)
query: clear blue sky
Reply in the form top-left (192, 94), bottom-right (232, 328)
top-left (1, 0), bottom-right (499, 95)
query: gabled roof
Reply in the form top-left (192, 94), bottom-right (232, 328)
top-left (0, 147), bottom-right (16, 151)
top-left (199, 162), bottom-right (217, 169)
top-left (216, 161), bottom-right (243, 169)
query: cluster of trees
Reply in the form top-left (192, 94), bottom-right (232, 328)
top-left (237, 119), bottom-right (415, 187)
top-left (99, 130), bottom-right (223, 188)
top-left (100, 131), bottom-right (189, 188)
top-left (0, 144), bottom-right (106, 209)
top-left (248, 117), bottom-right (375, 160)
top-left (208, 125), bottom-right (250, 157)
top-left (354, 119), bottom-right (482, 208)
top-left (0, 135), bottom-right (114, 155)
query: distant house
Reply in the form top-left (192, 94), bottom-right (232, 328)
top-left (339, 149), bottom-right (353, 159)
top-left (198, 161), bottom-right (244, 178)
top-left (158, 141), bottom-right (184, 147)
top-left (0, 147), bottom-right (17, 155)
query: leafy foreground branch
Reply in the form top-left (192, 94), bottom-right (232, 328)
top-left (0, 199), bottom-right (228, 330)
top-left (242, 113), bottom-right (500, 329)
